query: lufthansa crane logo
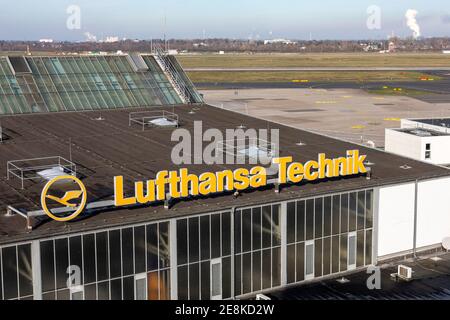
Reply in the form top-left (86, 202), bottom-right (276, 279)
top-left (41, 175), bottom-right (87, 222)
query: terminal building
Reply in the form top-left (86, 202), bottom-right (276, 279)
top-left (0, 53), bottom-right (450, 300)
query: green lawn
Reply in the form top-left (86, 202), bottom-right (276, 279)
top-left (178, 53), bottom-right (450, 68)
top-left (187, 71), bottom-right (440, 83)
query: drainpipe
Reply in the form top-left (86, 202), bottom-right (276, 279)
top-left (413, 179), bottom-right (419, 259)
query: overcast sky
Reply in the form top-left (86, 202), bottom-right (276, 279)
top-left (1, 0), bottom-right (449, 41)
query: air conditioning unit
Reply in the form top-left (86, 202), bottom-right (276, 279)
top-left (398, 265), bottom-right (413, 280)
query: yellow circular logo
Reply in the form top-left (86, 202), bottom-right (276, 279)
top-left (41, 175), bottom-right (87, 222)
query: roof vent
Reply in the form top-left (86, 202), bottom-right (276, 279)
top-left (129, 111), bottom-right (179, 131)
top-left (400, 164), bottom-right (412, 170)
top-left (126, 53), bottom-right (149, 72)
top-left (7, 56), bottom-right (32, 75)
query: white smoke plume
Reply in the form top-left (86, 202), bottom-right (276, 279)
top-left (405, 9), bottom-right (421, 39)
top-left (84, 32), bottom-right (97, 42)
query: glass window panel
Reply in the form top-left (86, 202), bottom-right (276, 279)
top-left (55, 238), bottom-right (69, 290)
top-left (176, 220), bottom-right (187, 266)
top-left (349, 193), bottom-right (357, 232)
top-left (323, 237), bottom-right (331, 276)
top-left (200, 261), bottom-right (210, 300)
top-left (222, 212), bottom-right (231, 256)
top-left (366, 191), bottom-right (373, 229)
top-left (305, 243), bottom-right (314, 277)
top-left (262, 249), bottom-right (271, 290)
top-left (272, 247), bottom-right (281, 287)
top-left (287, 202), bottom-right (296, 244)
top-left (296, 201), bottom-right (305, 242)
top-left (146, 223), bottom-right (158, 271)
top-left (332, 235), bottom-right (340, 274)
top-left (252, 207), bottom-right (262, 251)
top-left (365, 230), bottom-right (373, 265)
top-left (324, 196), bottom-right (332, 237)
top-left (189, 263), bottom-right (200, 300)
top-left (234, 255), bottom-right (242, 296)
top-left (272, 205), bottom-right (281, 246)
top-left (57, 289), bottom-right (70, 300)
top-left (40, 240), bottom-right (55, 293)
top-left (332, 195), bottom-right (340, 235)
top-left (211, 214), bottom-right (221, 259)
top-left (135, 277), bottom-right (146, 300)
top-left (159, 269), bottom-right (171, 300)
top-left (123, 276), bottom-right (134, 300)
top-left (2, 246), bottom-right (18, 299)
top-left (147, 267), bottom-right (160, 300)
top-left (242, 253), bottom-right (252, 294)
top-left (296, 242), bottom-right (305, 282)
top-left (177, 266), bottom-right (188, 300)
top-left (96, 232), bottom-right (109, 281)
top-left (85, 283), bottom-right (96, 300)
top-left (242, 209), bottom-right (252, 253)
top-left (315, 198), bottom-right (323, 238)
top-left (159, 222), bottom-right (170, 268)
top-left (121, 228), bottom-right (134, 276)
top-left (340, 234), bottom-right (348, 272)
top-left (222, 257), bottom-right (231, 299)
top-left (262, 206), bottom-right (271, 248)
top-left (108, 230), bottom-right (121, 278)
top-left (287, 244), bottom-right (296, 284)
top-left (83, 234), bottom-right (96, 284)
top-left (314, 239), bottom-right (322, 278)
top-left (42, 292), bottom-right (56, 300)
top-left (134, 226), bottom-right (146, 274)
top-left (234, 210), bottom-right (242, 254)
top-left (357, 192), bottom-right (365, 230)
top-left (97, 281), bottom-right (110, 300)
top-left (341, 194), bottom-right (349, 233)
top-left (252, 251), bottom-right (261, 291)
top-left (110, 278), bottom-right (122, 300)
top-left (189, 217), bottom-right (200, 263)
top-left (69, 236), bottom-right (83, 285)
top-left (200, 216), bottom-right (210, 261)
top-left (357, 231), bottom-right (365, 267)
top-left (348, 234), bottom-right (356, 267)
top-left (306, 199), bottom-right (314, 240)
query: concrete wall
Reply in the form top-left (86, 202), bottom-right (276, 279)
top-left (385, 129), bottom-right (422, 161)
top-left (385, 128), bottom-right (450, 165)
top-left (377, 176), bottom-right (450, 257)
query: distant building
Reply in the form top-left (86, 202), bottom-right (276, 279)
top-left (264, 39), bottom-right (297, 45)
top-left (39, 39), bottom-right (53, 43)
top-left (385, 118), bottom-right (450, 166)
top-left (104, 36), bottom-right (119, 43)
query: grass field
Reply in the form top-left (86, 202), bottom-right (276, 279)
top-left (178, 53), bottom-right (450, 68)
top-left (187, 71), bottom-right (440, 83)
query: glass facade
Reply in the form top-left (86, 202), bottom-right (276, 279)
top-left (176, 212), bottom-right (232, 300)
top-left (0, 243), bottom-right (33, 300)
top-left (286, 190), bottom-right (373, 285)
top-left (0, 189), bottom-right (374, 300)
top-left (38, 221), bottom-right (170, 300)
top-left (0, 55), bottom-right (199, 115)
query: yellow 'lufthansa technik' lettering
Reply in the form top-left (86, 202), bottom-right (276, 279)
top-left (114, 150), bottom-right (367, 207)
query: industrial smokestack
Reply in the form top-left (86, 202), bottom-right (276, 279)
top-left (405, 9), bottom-right (421, 39)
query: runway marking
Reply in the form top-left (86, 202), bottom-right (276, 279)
top-left (351, 125), bottom-right (366, 129)
top-left (384, 118), bottom-right (401, 121)
top-left (315, 100), bottom-right (337, 104)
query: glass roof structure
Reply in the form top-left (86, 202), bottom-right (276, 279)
top-left (0, 54), bottom-right (201, 115)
